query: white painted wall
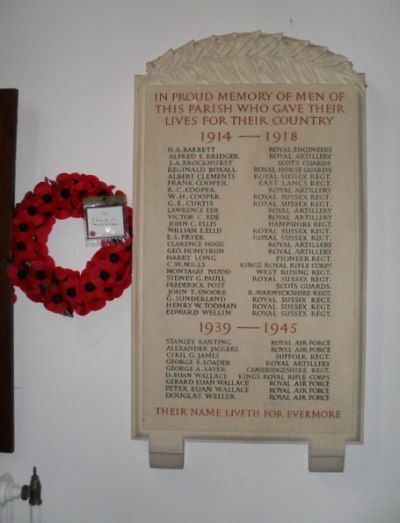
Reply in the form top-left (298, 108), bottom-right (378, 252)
top-left (1, 1), bottom-right (399, 521)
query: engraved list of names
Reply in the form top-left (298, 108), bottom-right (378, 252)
top-left (135, 82), bottom-right (363, 441)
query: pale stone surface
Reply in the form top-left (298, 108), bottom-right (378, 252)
top-left (133, 32), bottom-right (366, 471)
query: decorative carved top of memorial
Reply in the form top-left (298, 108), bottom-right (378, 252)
top-left (143, 32), bottom-right (365, 88)
top-left (132, 32), bottom-right (366, 472)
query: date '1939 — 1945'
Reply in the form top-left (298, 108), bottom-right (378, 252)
top-left (199, 322), bottom-right (298, 335)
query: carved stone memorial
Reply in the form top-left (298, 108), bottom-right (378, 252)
top-left (132, 32), bottom-right (366, 471)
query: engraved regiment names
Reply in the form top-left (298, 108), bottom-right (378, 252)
top-left (164, 140), bottom-right (333, 407)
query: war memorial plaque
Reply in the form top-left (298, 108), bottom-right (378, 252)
top-left (132, 33), bottom-right (366, 471)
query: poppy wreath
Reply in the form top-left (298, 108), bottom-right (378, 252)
top-left (8, 173), bottom-right (132, 316)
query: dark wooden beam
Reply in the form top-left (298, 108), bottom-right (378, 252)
top-left (0, 89), bottom-right (18, 453)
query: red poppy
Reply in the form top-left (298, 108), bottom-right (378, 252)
top-left (92, 240), bottom-right (132, 266)
top-left (110, 271), bottom-right (132, 300)
top-left (79, 297), bottom-right (107, 315)
top-left (25, 284), bottom-right (46, 303)
top-left (29, 258), bottom-right (56, 287)
top-left (10, 236), bottom-right (41, 263)
top-left (74, 268), bottom-right (105, 303)
top-left (55, 266), bottom-right (80, 283)
top-left (11, 214), bottom-right (37, 239)
top-left (56, 172), bottom-right (82, 185)
top-left (57, 268), bottom-right (81, 308)
top-left (86, 259), bottom-right (118, 289)
top-left (73, 300), bottom-right (92, 316)
top-left (43, 286), bottom-right (70, 314)
top-left (12, 204), bottom-right (45, 227)
top-left (7, 261), bottom-right (32, 287)
top-left (34, 181), bottom-right (64, 216)
top-left (70, 179), bottom-right (93, 211)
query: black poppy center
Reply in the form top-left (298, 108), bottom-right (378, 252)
top-left (109, 253), bottom-right (119, 263)
top-left (66, 287), bottom-right (76, 298)
top-left (85, 282), bottom-right (95, 292)
top-left (28, 205), bottom-right (38, 216)
top-left (36, 270), bottom-right (46, 280)
top-left (100, 270), bottom-right (110, 281)
top-left (17, 269), bottom-right (29, 280)
top-left (42, 193), bottom-right (53, 204)
top-left (52, 294), bottom-right (63, 304)
top-left (60, 188), bottom-right (71, 199)
top-left (18, 222), bottom-right (29, 232)
top-left (16, 241), bottom-right (26, 251)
